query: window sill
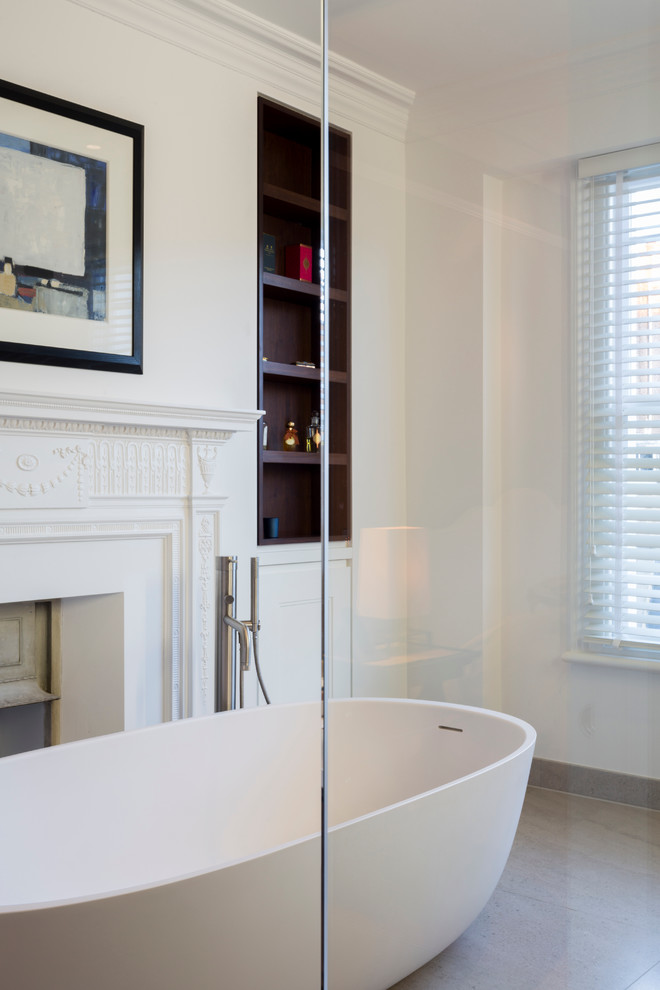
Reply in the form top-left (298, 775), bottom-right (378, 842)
top-left (562, 650), bottom-right (660, 673)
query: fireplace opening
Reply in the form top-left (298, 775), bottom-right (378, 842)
top-left (0, 600), bottom-right (54, 757)
top-left (0, 594), bottom-right (124, 758)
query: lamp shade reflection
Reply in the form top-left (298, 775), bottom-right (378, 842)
top-left (356, 527), bottom-right (430, 620)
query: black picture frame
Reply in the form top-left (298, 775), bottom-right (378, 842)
top-left (0, 79), bottom-right (144, 374)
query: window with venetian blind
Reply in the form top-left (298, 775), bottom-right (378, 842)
top-left (576, 143), bottom-right (660, 661)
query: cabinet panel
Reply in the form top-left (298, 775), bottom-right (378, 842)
top-left (257, 556), bottom-right (352, 702)
top-left (329, 300), bottom-right (348, 373)
top-left (262, 125), bottom-right (318, 198)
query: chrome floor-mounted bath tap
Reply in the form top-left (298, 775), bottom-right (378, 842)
top-left (216, 555), bottom-right (270, 711)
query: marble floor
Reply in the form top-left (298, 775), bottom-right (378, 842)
top-left (389, 786), bottom-right (660, 990)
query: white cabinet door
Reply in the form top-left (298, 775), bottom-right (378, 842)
top-left (254, 552), bottom-right (352, 705)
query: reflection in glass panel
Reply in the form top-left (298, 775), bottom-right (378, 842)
top-left (0, 2), bottom-right (329, 990)
top-left (328, 1), bottom-right (660, 988)
top-left (0, 2), bottom-right (658, 989)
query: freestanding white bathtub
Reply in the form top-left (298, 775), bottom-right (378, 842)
top-left (0, 698), bottom-right (534, 990)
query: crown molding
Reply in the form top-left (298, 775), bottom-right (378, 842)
top-left (65, 0), bottom-right (414, 140)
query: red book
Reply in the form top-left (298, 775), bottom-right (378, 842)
top-left (285, 244), bottom-right (313, 282)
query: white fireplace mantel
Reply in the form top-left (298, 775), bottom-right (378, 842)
top-left (0, 389), bottom-right (263, 727)
top-left (0, 388), bottom-right (261, 433)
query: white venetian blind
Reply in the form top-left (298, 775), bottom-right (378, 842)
top-left (577, 145), bottom-right (660, 658)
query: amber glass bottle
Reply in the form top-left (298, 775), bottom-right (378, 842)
top-left (282, 421), bottom-right (299, 451)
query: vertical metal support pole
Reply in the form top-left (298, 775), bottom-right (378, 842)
top-left (215, 555), bottom-right (238, 712)
top-left (320, 1), bottom-right (330, 987)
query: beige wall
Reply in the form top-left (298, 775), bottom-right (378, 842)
top-left (404, 43), bottom-right (660, 776)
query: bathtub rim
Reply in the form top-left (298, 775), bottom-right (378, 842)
top-left (327, 697), bottom-right (536, 828)
top-left (0, 698), bottom-right (535, 914)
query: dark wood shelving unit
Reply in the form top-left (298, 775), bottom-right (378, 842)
top-left (257, 96), bottom-right (351, 545)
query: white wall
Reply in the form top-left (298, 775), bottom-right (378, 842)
top-left (1, 0), bottom-right (264, 618)
top-left (2, 0), bottom-right (257, 412)
top-left (1, 0), bottom-right (409, 713)
top-left (1, 0), bottom-right (406, 441)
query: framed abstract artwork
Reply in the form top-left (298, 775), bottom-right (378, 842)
top-left (0, 79), bottom-right (143, 373)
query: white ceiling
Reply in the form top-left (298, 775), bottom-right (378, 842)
top-left (230, 0), bottom-right (660, 93)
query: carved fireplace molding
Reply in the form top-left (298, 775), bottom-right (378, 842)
top-left (0, 389), bottom-right (262, 723)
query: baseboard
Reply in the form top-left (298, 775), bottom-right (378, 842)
top-left (529, 758), bottom-right (660, 811)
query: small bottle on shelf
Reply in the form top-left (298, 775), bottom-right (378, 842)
top-left (304, 426), bottom-right (314, 452)
top-left (311, 411), bottom-right (321, 451)
top-left (282, 421), bottom-right (299, 451)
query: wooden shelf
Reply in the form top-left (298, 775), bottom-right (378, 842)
top-left (262, 360), bottom-right (347, 384)
top-left (263, 451), bottom-right (348, 465)
top-left (263, 272), bottom-right (348, 304)
top-left (263, 182), bottom-right (349, 223)
top-left (258, 96), bottom-right (351, 546)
